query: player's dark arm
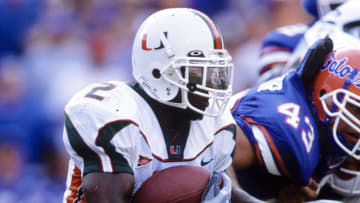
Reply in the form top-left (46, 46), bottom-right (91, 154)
top-left (232, 125), bottom-right (256, 170)
top-left (228, 125), bottom-right (265, 202)
top-left (231, 186), bottom-right (265, 203)
top-left (278, 178), bottom-right (318, 203)
top-left (82, 172), bottom-right (134, 203)
top-left (227, 165), bottom-right (265, 203)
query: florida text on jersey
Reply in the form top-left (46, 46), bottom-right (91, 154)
top-left (62, 81), bottom-right (237, 203)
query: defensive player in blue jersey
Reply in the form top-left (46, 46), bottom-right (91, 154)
top-left (257, 0), bottom-right (345, 83)
top-left (231, 36), bottom-right (360, 202)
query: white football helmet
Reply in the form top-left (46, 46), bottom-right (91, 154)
top-left (132, 8), bottom-right (233, 117)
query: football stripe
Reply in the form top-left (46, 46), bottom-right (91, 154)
top-left (65, 114), bottom-right (103, 175)
top-left (152, 141), bottom-right (214, 162)
top-left (190, 9), bottom-right (223, 49)
top-left (251, 124), bottom-right (282, 176)
top-left (215, 124), bottom-right (237, 158)
top-left (241, 116), bottom-right (264, 166)
top-left (96, 120), bottom-right (135, 174)
top-left (65, 163), bottom-right (84, 203)
top-left (243, 116), bottom-right (290, 177)
top-left (256, 124), bottom-right (290, 177)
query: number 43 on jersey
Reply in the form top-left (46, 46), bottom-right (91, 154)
top-left (278, 103), bottom-right (315, 154)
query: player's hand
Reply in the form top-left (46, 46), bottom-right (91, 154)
top-left (278, 178), bottom-right (319, 203)
top-left (297, 35), bottom-right (333, 90)
top-left (202, 171), bottom-right (232, 203)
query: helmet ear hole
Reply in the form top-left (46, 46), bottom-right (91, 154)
top-left (152, 69), bottom-right (161, 79)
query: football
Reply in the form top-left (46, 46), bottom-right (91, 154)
top-left (132, 165), bottom-right (211, 203)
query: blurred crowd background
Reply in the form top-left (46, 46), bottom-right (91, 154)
top-left (0, 0), bottom-right (311, 202)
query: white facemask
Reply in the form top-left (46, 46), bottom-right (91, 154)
top-left (330, 168), bottom-right (360, 197)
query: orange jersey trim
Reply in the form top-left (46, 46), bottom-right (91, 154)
top-left (244, 117), bottom-right (290, 177)
top-left (240, 116), bottom-right (263, 166)
top-left (66, 166), bottom-right (84, 203)
top-left (190, 9), bottom-right (222, 49)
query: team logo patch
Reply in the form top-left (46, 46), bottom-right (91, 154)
top-left (170, 145), bottom-right (181, 155)
top-left (142, 32), bottom-right (168, 51)
top-left (200, 157), bottom-right (213, 166)
top-left (137, 155), bottom-right (152, 166)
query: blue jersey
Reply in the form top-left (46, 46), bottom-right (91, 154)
top-left (258, 23), bottom-right (312, 75)
top-left (230, 71), bottom-right (346, 198)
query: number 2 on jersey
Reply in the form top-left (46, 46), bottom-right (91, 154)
top-left (85, 82), bottom-right (116, 101)
top-left (278, 103), bottom-right (315, 153)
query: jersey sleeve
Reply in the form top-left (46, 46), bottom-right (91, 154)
top-left (258, 23), bottom-right (310, 75)
top-left (231, 81), bottom-right (320, 186)
top-left (201, 104), bottom-right (236, 172)
top-left (212, 122), bottom-right (237, 172)
top-left (62, 83), bottom-right (142, 176)
top-left (237, 115), bottom-right (318, 186)
top-left (237, 116), bottom-right (293, 175)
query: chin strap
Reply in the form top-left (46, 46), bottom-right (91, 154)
top-left (307, 89), bottom-right (343, 155)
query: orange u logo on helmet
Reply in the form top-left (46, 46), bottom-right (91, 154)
top-left (141, 32), bottom-right (168, 51)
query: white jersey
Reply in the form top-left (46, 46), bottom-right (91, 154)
top-left (62, 81), bottom-right (236, 203)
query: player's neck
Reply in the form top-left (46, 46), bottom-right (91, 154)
top-left (130, 83), bottom-right (194, 130)
top-left (148, 99), bottom-right (192, 131)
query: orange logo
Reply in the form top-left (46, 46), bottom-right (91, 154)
top-left (141, 32), bottom-right (167, 51)
top-left (137, 155), bottom-right (152, 166)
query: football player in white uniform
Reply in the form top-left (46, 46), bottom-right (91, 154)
top-left (62, 8), bottom-right (263, 203)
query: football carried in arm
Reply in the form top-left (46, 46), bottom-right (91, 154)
top-left (132, 165), bottom-right (212, 203)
